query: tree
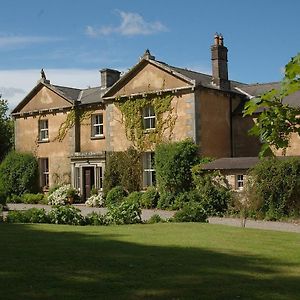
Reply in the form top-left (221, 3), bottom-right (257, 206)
top-left (0, 151), bottom-right (39, 198)
top-left (155, 139), bottom-right (199, 196)
top-left (243, 53), bottom-right (300, 156)
top-left (0, 96), bottom-right (14, 161)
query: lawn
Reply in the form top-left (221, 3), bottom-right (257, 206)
top-left (0, 223), bottom-right (299, 300)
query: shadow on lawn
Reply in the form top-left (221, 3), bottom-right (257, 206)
top-left (0, 224), bottom-right (299, 300)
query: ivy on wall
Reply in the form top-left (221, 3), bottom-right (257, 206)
top-left (115, 94), bottom-right (177, 151)
top-left (53, 108), bottom-right (95, 142)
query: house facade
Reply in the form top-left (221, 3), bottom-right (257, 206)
top-left (13, 34), bottom-right (295, 199)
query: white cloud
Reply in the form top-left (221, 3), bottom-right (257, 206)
top-left (0, 69), bottom-right (103, 110)
top-left (0, 35), bottom-right (63, 48)
top-left (85, 11), bottom-right (168, 37)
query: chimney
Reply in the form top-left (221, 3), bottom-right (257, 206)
top-left (100, 68), bottom-right (121, 89)
top-left (211, 33), bottom-right (230, 90)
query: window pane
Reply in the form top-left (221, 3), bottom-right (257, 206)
top-left (39, 120), bottom-right (49, 141)
top-left (92, 114), bottom-right (104, 136)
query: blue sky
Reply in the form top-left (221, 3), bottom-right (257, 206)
top-left (1, 0), bottom-right (300, 109)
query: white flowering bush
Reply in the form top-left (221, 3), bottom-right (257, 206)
top-left (48, 184), bottom-right (79, 206)
top-left (85, 193), bottom-right (104, 207)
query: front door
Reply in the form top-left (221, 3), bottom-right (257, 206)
top-left (83, 167), bottom-right (95, 200)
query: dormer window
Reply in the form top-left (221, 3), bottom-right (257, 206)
top-left (143, 106), bottom-right (155, 130)
top-left (39, 120), bottom-right (49, 142)
top-left (91, 114), bottom-right (104, 137)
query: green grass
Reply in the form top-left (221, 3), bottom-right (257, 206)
top-left (0, 223), bottom-right (299, 300)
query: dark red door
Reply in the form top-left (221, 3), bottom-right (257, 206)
top-left (83, 167), bottom-right (95, 200)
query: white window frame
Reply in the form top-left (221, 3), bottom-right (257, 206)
top-left (143, 152), bottom-right (155, 187)
top-left (92, 114), bottom-right (104, 137)
top-left (39, 119), bottom-right (49, 141)
top-left (143, 106), bottom-right (156, 130)
top-left (236, 174), bottom-right (244, 190)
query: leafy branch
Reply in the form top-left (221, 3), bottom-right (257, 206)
top-left (243, 53), bottom-right (300, 156)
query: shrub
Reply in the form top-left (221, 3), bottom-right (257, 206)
top-left (0, 190), bottom-right (7, 206)
top-left (157, 193), bottom-right (176, 210)
top-left (155, 139), bottom-right (199, 197)
top-left (106, 198), bottom-right (142, 225)
top-left (141, 186), bottom-right (159, 208)
top-left (172, 190), bottom-right (202, 210)
top-left (85, 193), bottom-right (104, 207)
top-left (6, 208), bottom-right (48, 223)
top-left (126, 191), bottom-right (142, 205)
top-left (147, 214), bottom-right (166, 224)
top-left (48, 185), bottom-right (79, 206)
top-left (105, 186), bottom-right (127, 207)
top-left (22, 193), bottom-right (46, 204)
top-left (173, 202), bottom-right (208, 223)
top-left (48, 205), bottom-right (84, 225)
top-left (0, 151), bottom-right (38, 198)
top-left (246, 157), bottom-right (300, 220)
top-left (7, 194), bottom-right (22, 203)
top-left (0, 205), bottom-right (3, 223)
top-left (85, 212), bottom-right (109, 226)
top-left (104, 148), bottom-right (142, 195)
top-left (192, 166), bottom-right (232, 216)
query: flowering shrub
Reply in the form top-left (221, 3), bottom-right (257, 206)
top-left (106, 198), bottom-right (142, 225)
top-left (85, 193), bottom-right (104, 207)
top-left (48, 205), bottom-right (84, 225)
top-left (47, 185), bottom-right (79, 206)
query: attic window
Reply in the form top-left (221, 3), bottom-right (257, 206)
top-left (39, 120), bottom-right (49, 142)
top-left (143, 105), bottom-right (155, 130)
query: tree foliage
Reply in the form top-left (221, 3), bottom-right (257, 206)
top-left (0, 151), bottom-right (39, 197)
top-left (155, 139), bottom-right (199, 197)
top-left (243, 53), bottom-right (300, 156)
top-left (245, 157), bottom-right (300, 220)
top-left (0, 97), bottom-right (14, 161)
top-left (103, 147), bottom-right (142, 195)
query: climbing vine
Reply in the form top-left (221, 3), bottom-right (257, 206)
top-left (115, 94), bottom-right (177, 151)
top-left (53, 108), bottom-right (95, 142)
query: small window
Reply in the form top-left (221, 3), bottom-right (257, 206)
top-left (143, 106), bottom-right (155, 130)
top-left (91, 114), bottom-right (104, 137)
top-left (39, 120), bottom-right (49, 141)
top-left (74, 167), bottom-right (81, 191)
top-left (96, 166), bottom-right (103, 190)
top-left (143, 152), bottom-right (156, 187)
top-left (236, 174), bottom-right (244, 190)
top-left (39, 158), bottom-right (49, 189)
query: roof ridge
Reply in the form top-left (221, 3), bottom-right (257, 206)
top-left (246, 81), bottom-right (280, 87)
top-left (52, 84), bottom-right (82, 91)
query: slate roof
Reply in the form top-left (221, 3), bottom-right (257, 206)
top-left (235, 82), bottom-right (300, 112)
top-left (51, 85), bottom-right (82, 102)
top-left (152, 61), bottom-right (246, 94)
top-left (80, 86), bottom-right (104, 104)
top-left (202, 157), bottom-right (260, 170)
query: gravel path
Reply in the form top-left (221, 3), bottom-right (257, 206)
top-left (208, 217), bottom-right (300, 233)
top-left (4, 204), bottom-right (300, 232)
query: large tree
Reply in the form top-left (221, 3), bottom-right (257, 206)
top-left (0, 97), bottom-right (14, 161)
top-left (243, 53), bottom-right (300, 156)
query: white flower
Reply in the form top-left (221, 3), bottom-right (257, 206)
top-left (85, 193), bottom-right (104, 207)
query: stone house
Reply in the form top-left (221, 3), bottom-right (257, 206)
top-left (12, 34), bottom-right (295, 199)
